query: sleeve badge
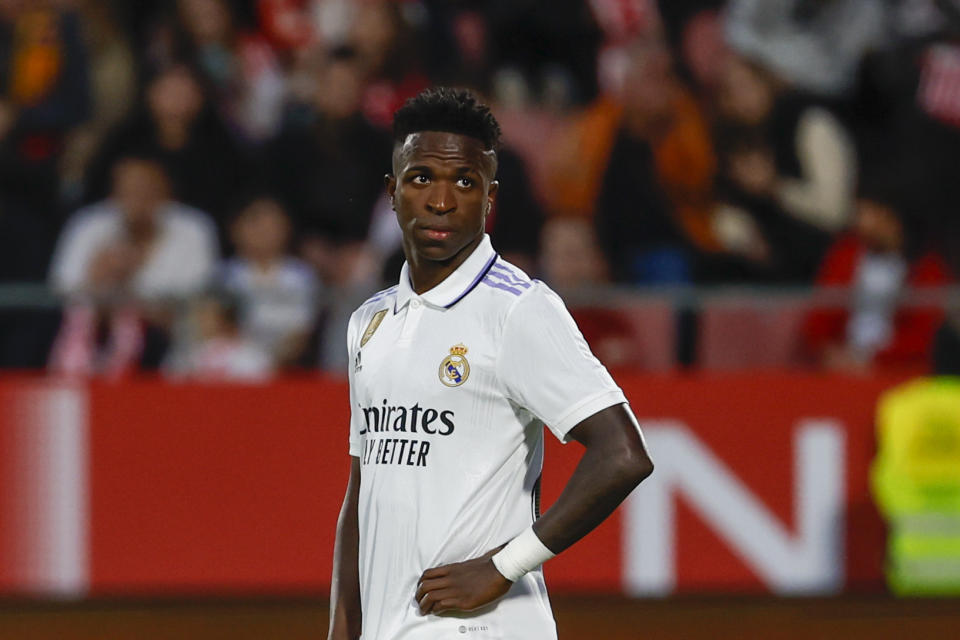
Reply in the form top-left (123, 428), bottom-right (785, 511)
top-left (360, 309), bottom-right (388, 347)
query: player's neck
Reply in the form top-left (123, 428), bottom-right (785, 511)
top-left (406, 235), bottom-right (483, 294)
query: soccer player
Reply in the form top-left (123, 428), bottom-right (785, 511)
top-left (329, 88), bottom-right (653, 640)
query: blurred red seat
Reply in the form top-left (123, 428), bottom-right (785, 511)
top-left (571, 298), bottom-right (676, 371)
top-left (697, 299), bottom-right (808, 369)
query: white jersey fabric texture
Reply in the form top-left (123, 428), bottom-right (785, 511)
top-left (346, 234), bottom-right (628, 640)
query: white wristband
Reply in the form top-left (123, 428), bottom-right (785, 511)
top-left (491, 527), bottom-right (556, 582)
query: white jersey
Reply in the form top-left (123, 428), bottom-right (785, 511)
top-left (346, 234), bottom-right (628, 640)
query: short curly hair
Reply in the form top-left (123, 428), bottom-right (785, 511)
top-left (392, 87), bottom-right (501, 151)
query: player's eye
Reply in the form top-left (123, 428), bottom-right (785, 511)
top-left (412, 174), bottom-right (430, 184)
top-left (456, 177), bottom-right (474, 188)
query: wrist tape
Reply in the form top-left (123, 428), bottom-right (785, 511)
top-left (491, 527), bottom-right (556, 582)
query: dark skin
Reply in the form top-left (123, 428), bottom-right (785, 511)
top-left (387, 130), bottom-right (499, 294)
top-left (327, 132), bottom-right (654, 638)
top-left (327, 457), bottom-right (361, 640)
top-left (413, 405), bottom-right (652, 615)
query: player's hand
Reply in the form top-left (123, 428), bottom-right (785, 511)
top-left (415, 547), bottom-right (511, 615)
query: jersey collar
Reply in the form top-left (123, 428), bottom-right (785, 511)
top-left (395, 234), bottom-right (498, 312)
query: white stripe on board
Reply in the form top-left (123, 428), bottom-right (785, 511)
top-left (14, 382), bottom-right (89, 597)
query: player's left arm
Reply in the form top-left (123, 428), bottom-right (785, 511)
top-left (416, 403), bottom-right (652, 615)
top-left (531, 403), bottom-right (652, 551)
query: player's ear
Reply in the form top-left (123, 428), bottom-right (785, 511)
top-left (385, 173), bottom-right (397, 200)
top-left (485, 180), bottom-right (499, 215)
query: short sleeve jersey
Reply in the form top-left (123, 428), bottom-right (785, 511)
top-left (346, 235), bottom-right (628, 640)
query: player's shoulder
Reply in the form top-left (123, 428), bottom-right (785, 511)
top-left (347, 284), bottom-right (397, 346)
top-left (478, 257), bottom-right (537, 302)
top-left (476, 258), bottom-right (573, 332)
top-left (352, 284), bottom-right (398, 319)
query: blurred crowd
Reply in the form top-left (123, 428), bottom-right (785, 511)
top-left (0, 0), bottom-right (959, 379)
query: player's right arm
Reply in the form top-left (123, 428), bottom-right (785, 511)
top-left (327, 456), bottom-right (361, 640)
top-left (329, 308), bottom-right (368, 638)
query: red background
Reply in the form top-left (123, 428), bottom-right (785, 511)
top-left (0, 373), bottom-right (905, 596)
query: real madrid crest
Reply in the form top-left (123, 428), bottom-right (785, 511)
top-left (439, 343), bottom-right (470, 387)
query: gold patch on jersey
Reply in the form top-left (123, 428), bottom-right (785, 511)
top-left (360, 309), bottom-right (388, 347)
top-left (439, 343), bottom-right (470, 387)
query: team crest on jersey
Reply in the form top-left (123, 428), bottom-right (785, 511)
top-left (439, 343), bottom-right (470, 387)
top-left (360, 309), bottom-right (388, 347)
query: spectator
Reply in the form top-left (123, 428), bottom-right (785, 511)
top-left (82, 62), bottom-right (250, 243)
top-left (657, 1), bottom-right (726, 79)
top-left (416, 4), bottom-right (492, 89)
top-left (486, 146), bottom-right (545, 274)
top-left (675, 8), bottom-right (731, 99)
top-left (594, 39), bottom-right (717, 284)
top-left (591, 0), bottom-right (664, 97)
top-left (47, 301), bottom-right (169, 379)
top-left (711, 52), bottom-right (855, 281)
top-left (256, 0), bottom-right (358, 57)
top-left (173, 289), bottom-right (274, 381)
top-left (59, 0), bottom-right (137, 205)
top-left (539, 91), bottom-right (622, 220)
top-left (51, 155), bottom-right (219, 301)
top-left (725, 0), bottom-right (888, 100)
top-left (538, 217), bottom-right (640, 369)
top-left (802, 175), bottom-right (951, 373)
top-left (484, 0), bottom-right (603, 107)
top-left (265, 46), bottom-right (393, 374)
top-left (0, 0), bottom-right (91, 147)
top-left (349, 0), bottom-right (429, 129)
top-left (0, 0), bottom-right (91, 236)
top-left (539, 217), bottom-right (609, 290)
top-left (263, 46), bottom-right (391, 266)
top-left (716, 53), bottom-right (857, 233)
top-left (855, 5), bottom-right (960, 277)
top-left (47, 153), bottom-right (211, 380)
top-left (255, 0), bottom-right (314, 54)
top-left (150, 0), bottom-right (286, 142)
top-left (222, 197), bottom-right (320, 367)
top-left (0, 0), bottom-right (101, 369)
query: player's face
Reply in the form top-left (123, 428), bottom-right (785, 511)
top-left (387, 131), bottom-right (498, 266)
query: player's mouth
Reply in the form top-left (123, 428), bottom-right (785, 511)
top-left (422, 228), bottom-right (454, 241)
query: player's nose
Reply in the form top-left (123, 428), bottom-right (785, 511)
top-left (425, 181), bottom-right (456, 215)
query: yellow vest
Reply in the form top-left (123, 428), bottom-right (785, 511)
top-left (871, 377), bottom-right (960, 594)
